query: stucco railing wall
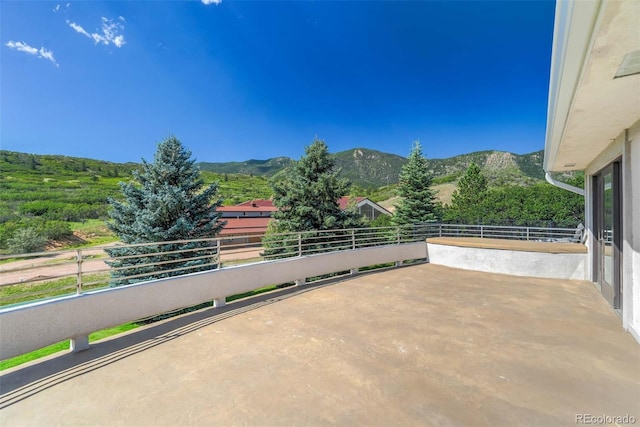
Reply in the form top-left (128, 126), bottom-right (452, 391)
top-left (426, 241), bottom-right (586, 280)
top-left (0, 242), bottom-right (425, 360)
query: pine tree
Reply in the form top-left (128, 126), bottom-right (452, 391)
top-left (393, 141), bottom-right (438, 225)
top-left (263, 139), bottom-right (363, 257)
top-left (447, 162), bottom-right (488, 223)
top-left (106, 136), bottom-right (225, 286)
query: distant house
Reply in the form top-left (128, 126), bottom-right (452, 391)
top-left (544, 0), bottom-right (639, 342)
top-left (218, 199), bottom-right (277, 219)
top-left (217, 197), bottom-right (390, 243)
top-left (218, 200), bottom-right (276, 243)
top-left (337, 196), bottom-right (391, 221)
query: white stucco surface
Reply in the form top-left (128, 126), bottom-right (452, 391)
top-left (626, 129), bottom-right (640, 341)
top-left (427, 243), bottom-right (586, 280)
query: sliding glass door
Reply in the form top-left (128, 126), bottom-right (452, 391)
top-left (594, 161), bottom-right (622, 310)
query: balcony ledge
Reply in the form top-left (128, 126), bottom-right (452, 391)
top-left (428, 237), bottom-right (587, 254)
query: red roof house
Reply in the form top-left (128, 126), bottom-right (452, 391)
top-left (217, 197), bottom-right (390, 242)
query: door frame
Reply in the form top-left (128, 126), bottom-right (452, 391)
top-left (592, 159), bottom-right (622, 310)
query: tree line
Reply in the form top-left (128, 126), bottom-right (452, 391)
top-left (443, 163), bottom-right (584, 227)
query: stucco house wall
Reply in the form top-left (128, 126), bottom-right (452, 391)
top-left (544, 0), bottom-right (639, 342)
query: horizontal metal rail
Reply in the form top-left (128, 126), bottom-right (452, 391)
top-left (0, 223), bottom-right (583, 307)
top-left (427, 223), bottom-right (581, 242)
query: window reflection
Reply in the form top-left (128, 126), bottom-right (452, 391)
top-left (603, 172), bottom-right (613, 285)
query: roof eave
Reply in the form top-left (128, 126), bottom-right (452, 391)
top-left (544, 0), bottom-right (602, 172)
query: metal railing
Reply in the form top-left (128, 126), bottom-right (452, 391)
top-left (260, 224), bottom-right (434, 260)
top-left (0, 223), bottom-right (582, 307)
top-left (429, 223), bottom-right (583, 242)
top-left (0, 225), bottom-right (421, 307)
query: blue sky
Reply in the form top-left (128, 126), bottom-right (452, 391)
top-left (1, 1), bottom-right (555, 163)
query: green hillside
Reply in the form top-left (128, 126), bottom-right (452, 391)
top-left (421, 150), bottom-right (544, 186)
top-left (197, 157), bottom-right (293, 177)
top-left (0, 150), bottom-right (271, 252)
top-left (334, 148), bottom-right (407, 187)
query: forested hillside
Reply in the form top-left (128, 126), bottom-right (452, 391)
top-left (197, 157), bottom-right (293, 177)
top-left (334, 148), bottom-right (407, 187)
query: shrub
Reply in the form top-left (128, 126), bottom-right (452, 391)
top-left (7, 228), bottom-right (47, 254)
top-left (39, 220), bottom-right (73, 240)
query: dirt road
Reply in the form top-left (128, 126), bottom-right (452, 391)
top-left (0, 246), bottom-right (264, 288)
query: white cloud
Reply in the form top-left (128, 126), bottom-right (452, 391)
top-left (67, 17), bottom-right (126, 48)
top-left (67, 20), bottom-right (91, 38)
top-left (5, 41), bottom-right (59, 67)
top-left (113, 35), bottom-right (126, 48)
top-left (53, 4), bottom-right (60, 12)
top-left (6, 41), bottom-right (38, 55)
top-left (202, 0), bottom-right (222, 4)
top-left (38, 48), bottom-right (57, 65)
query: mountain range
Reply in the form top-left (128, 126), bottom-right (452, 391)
top-left (0, 147), bottom-right (545, 190)
top-left (197, 148), bottom-right (546, 188)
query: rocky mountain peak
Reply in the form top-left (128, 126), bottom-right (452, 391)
top-left (484, 151), bottom-right (517, 170)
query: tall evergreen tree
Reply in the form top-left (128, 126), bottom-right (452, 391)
top-left (263, 139), bottom-right (363, 257)
top-left (447, 162), bottom-right (488, 223)
top-left (393, 141), bottom-right (438, 225)
top-left (106, 136), bottom-right (225, 286)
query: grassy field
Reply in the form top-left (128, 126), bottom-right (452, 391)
top-left (68, 220), bottom-right (119, 247)
top-left (0, 322), bottom-right (139, 371)
top-left (0, 273), bottom-right (111, 307)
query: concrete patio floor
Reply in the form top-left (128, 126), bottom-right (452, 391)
top-left (1, 264), bottom-right (638, 426)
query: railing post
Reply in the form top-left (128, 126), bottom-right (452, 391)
top-left (298, 233), bottom-right (302, 256)
top-left (216, 239), bottom-right (221, 269)
top-left (397, 227), bottom-right (401, 244)
top-left (76, 249), bottom-right (83, 294)
top-left (71, 335), bottom-right (90, 353)
top-left (480, 225), bottom-right (484, 239)
top-left (439, 224), bottom-right (442, 237)
top-left (526, 227), bottom-right (530, 241)
top-left (351, 229), bottom-right (356, 250)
